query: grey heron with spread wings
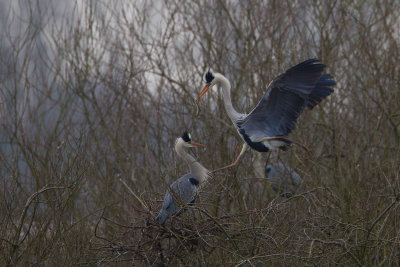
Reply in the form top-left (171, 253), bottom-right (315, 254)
top-left (196, 59), bottom-right (336, 171)
top-left (156, 132), bottom-right (209, 225)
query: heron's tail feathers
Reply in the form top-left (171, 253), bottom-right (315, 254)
top-left (306, 74), bottom-right (335, 109)
top-left (156, 209), bottom-right (168, 225)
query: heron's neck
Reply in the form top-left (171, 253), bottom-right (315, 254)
top-left (215, 73), bottom-right (242, 122)
top-left (175, 139), bottom-right (209, 183)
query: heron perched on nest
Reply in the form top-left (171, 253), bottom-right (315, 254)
top-left (156, 132), bottom-right (209, 225)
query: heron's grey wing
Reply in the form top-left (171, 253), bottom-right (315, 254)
top-left (306, 74), bottom-right (336, 109)
top-left (157, 174), bottom-right (198, 224)
top-left (165, 174), bottom-right (198, 211)
top-left (161, 189), bottom-right (174, 211)
top-left (238, 59), bottom-right (333, 140)
top-left (172, 174), bottom-right (198, 204)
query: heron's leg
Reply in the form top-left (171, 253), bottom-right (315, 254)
top-left (212, 143), bottom-right (248, 172)
top-left (266, 136), bottom-right (310, 152)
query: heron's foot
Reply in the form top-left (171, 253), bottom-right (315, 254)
top-left (290, 140), bottom-right (310, 153)
top-left (231, 145), bottom-right (241, 151)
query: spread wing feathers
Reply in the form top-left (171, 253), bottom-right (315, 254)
top-left (238, 59), bottom-right (329, 139)
top-left (306, 74), bottom-right (336, 109)
top-left (273, 58), bottom-right (326, 95)
top-left (239, 88), bottom-right (307, 139)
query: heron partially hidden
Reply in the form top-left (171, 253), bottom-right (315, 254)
top-left (197, 59), bottom-right (336, 171)
top-left (265, 162), bottom-right (303, 198)
top-left (156, 132), bottom-right (209, 225)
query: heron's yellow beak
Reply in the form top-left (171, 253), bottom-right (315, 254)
top-left (191, 142), bottom-right (206, 148)
top-left (196, 84), bottom-right (210, 103)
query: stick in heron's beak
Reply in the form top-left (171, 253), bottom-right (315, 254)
top-left (194, 99), bottom-right (200, 117)
top-left (196, 84), bottom-right (210, 103)
top-left (191, 142), bottom-right (206, 148)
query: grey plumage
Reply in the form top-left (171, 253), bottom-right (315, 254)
top-left (237, 59), bottom-right (335, 146)
top-left (156, 132), bottom-right (209, 225)
top-left (265, 162), bottom-right (303, 197)
top-left (197, 59), bottom-right (335, 171)
top-left (156, 174), bottom-right (198, 225)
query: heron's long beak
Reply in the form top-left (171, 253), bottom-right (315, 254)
top-left (196, 84), bottom-right (210, 103)
top-left (191, 142), bottom-right (206, 148)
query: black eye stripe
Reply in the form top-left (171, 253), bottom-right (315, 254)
top-left (205, 71), bottom-right (215, 84)
top-left (181, 131), bottom-right (191, 142)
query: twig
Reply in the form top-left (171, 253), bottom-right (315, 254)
top-left (119, 178), bottom-right (155, 217)
top-left (9, 185), bottom-right (66, 266)
top-left (234, 253), bottom-right (313, 267)
top-left (14, 185), bottom-right (66, 246)
top-left (367, 200), bottom-right (398, 235)
top-left (94, 208), bottom-right (119, 246)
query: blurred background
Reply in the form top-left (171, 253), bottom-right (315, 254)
top-left (1, 0), bottom-right (399, 265)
